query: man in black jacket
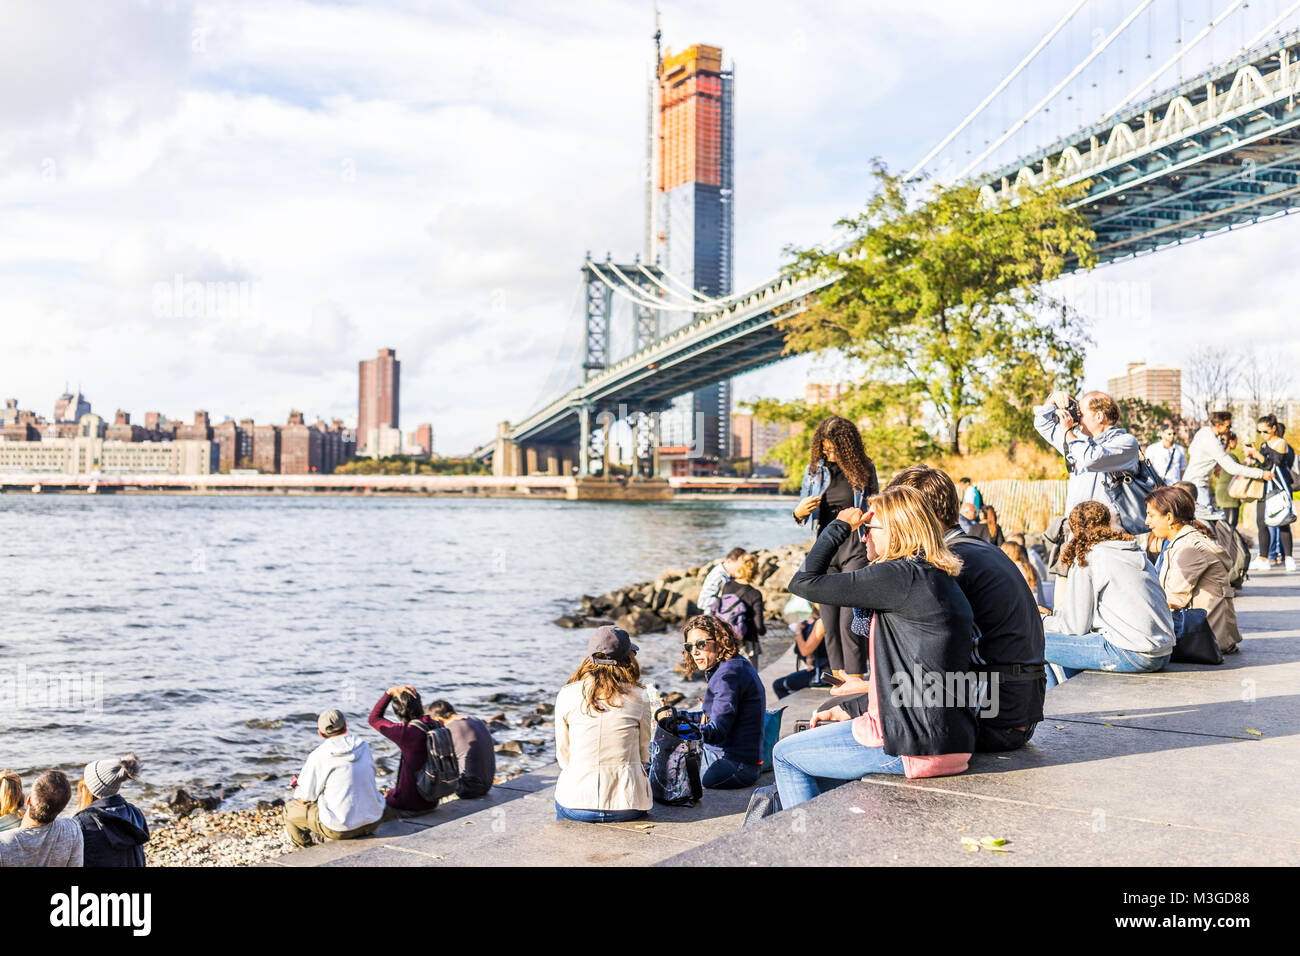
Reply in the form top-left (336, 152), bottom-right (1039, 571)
top-left (888, 466), bottom-right (1045, 751)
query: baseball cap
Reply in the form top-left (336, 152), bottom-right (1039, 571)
top-left (317, 709), bottom-right (347, 735)
top-left (587, 625), bottom-right (638, 665)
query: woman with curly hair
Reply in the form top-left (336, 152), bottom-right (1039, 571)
top-left (1042, 500), bottom-right (1175, 689)
top-left (682, 614), bottom-right (766, 790)
top-left (791, 415), bottom-right (880, 692)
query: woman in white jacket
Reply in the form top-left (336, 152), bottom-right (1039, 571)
top-left (554, 626), bottom-right (652, 823)
top-left (1043, 501), bottom-right (1176, 689)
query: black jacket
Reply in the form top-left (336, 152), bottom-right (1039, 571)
top-left (788, 520), bottom-right (978, 757)
top-left (76, 795), bottom-right (149, 867)
top-left (944, 529), bottom-right (1046, 743)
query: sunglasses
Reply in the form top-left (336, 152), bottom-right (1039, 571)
top-left (683, 639), bottom-right (714, 653)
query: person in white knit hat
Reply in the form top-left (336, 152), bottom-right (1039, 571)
top-left (74, 754), bottom-right (149, 867)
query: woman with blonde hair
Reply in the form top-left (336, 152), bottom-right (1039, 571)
top-left (1042, 500), bottom-right (1175, 688)
top-left (0, 771), bottom-right (23, 832)
top-left (75, 754), bottom-right (150, 867)
top-left (773, 484), bottom-right (979, 807)
top-left (553, 626), bottom-right (652, 823)
top-left (714, 551), bottom-right (767, 669)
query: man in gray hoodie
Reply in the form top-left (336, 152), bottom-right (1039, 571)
top-left (1041, 509), bottom-right (1176, 688)
top-left (284, 709), bottom-right (387, 848)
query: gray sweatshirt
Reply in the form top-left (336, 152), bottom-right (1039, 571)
top-left (1042, 539), bottom-right (1175, 656)
top-left (0, 818), bottom-right (83, 867)
top-left (1184, 425), bottom-right (1264, 489)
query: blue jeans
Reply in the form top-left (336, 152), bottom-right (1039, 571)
top-left (1269, 526), bottom-right (1282, 560)
top-left (1043, 631), bottom-right (1170, 689)
top-left (554, 801), bottom-right (647, 823)
top-left (771, 719), bottom-right (904, 808)
top-left (700, 746), bottom-right (761, 789)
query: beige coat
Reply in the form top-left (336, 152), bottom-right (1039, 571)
top-left (1160, 525), bottom-right (1242, 651)
top-left (554, 678), bottom-right (652, 812)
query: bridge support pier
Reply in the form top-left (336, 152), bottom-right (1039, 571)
top-left (492, 421), bottom-right (520, 478)
top-left (578, 405), bottom-right (592, 477)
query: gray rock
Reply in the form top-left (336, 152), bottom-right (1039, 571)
top-left (553, 615), bottom-right (585, 628)
top-left (520, 713), bottom-right (547, 727)
top-left (495, 740), bottom-right (524, 756)
top-left (534, 702), bottom-right (554, 716)
top-left (616, 608), bottom-right (668, 636)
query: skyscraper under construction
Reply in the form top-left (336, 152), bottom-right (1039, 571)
top-left (650, 42), bottom-right (734, 468)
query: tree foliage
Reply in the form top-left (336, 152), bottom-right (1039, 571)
top-left (780, 165), bottom-right (1096, 454)
top-left (334, 455), bottom-right (489, 476)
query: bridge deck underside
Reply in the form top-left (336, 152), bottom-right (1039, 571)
top-left (1085, 127), bottom-right (1300, 261)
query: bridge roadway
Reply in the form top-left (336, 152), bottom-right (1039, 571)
top-left (481, 29), bottom-right (1300, 467)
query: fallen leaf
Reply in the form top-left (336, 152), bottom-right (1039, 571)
top-left (983, 846), bottom-right (1012, 853)
top-left (979, 836), bottom-right (1009, 847)
top-left (960, 837), bottom-right (980, 845)
top-left (849, 807), bottom-right (865, 814)
top-left (1245, 728), bottom-right (1263, 736)
top-left (1116, 713), bottom-right (1125, 717)
top-left (995, 755), bottom-right (1010, 759)
top-left (635, 824), bottom-right (655, 830)
top-left (1054, 725), bottom-right (1065, 730)
top-left (1103, 723), bottom-right (1113, 727)
top-left (964, 843), bottom-right (981, 853)
top-left (956, 826), bottom-right (969, 832)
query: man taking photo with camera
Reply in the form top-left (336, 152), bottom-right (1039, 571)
top-left (1033, 390), bottom-right (1139, 514)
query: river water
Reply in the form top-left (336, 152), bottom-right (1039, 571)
top-left (0, 494), bottom-right (803, 808)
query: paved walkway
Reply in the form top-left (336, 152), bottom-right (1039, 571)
top-left (277, 569), bottom-right (1300, 867)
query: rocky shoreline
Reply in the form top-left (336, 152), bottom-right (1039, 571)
top-left (554, 541), bottom-right (811, 637)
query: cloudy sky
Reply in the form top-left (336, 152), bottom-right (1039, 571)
top-left (3, 0), bottom-right (1298, 453)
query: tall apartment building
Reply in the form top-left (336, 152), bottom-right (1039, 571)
top-left (731, 412), bottom-right (797, 472)
top-left (53, 389), bottom-right (91, 424)
top-left (252, 424), bottom-right (280, 473)
top-left (1108, 363), bottom-right (1182, 411)
top-left (280, 410), bottom-right (321, 474)
top-left (175, 410), bottom-right (212, 442)
top-left (653, 43), bottom-right (734, 470)
top-left (358, 348), bottom-right (400, 456)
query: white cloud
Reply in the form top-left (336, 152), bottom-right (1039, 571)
top-left (0, 0), bottom-right (1295, 453)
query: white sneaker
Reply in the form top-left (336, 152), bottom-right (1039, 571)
top-left (1287, 557), bottom-right (1298, 573)
top-left (1250, 556), bottom-right (1272, 571)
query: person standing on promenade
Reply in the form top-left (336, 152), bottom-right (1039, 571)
top-left (888, 466), bottom-right (1045, 752)
top-left (1033, 390), bottom-right (1140, 515)
top-left (74, 754), bottom-right (149, 867)
top-left (715, 551), bottom-right (767, 669)
top-left (791, 415), bottom-right (879, 694)
top-left (698, 547), bottom-right (747, 614)
top-left (1184, 411), bottom-right (1270, 517)
top-left (0, 770), bottom-right (83, 867)
top-left (553, 626), bottom-right (652, 823)
top-left (774, 486), bottom-right (977, 807)
top-left (424, 701), bottom-right (495, 799)
top-left (959, 477), bottom-right (983, 513)
top-left (1146, 422), bottom-right (1187, 484)
top-left (1244, 415), bottom-right (1296, 571)
top-left (368, 686), bottom-right (443, 816)
top-left (0, 772), bottom-right (23, 833)
top-left (682, 615), bottom-right (767, 790)
top-left (284, 710), bottom-right (386, 848)
top-left (1213, 431), bottom-right (1244, 528)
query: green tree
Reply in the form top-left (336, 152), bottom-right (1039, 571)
top-left (1116, 397), bottom-right (1179, 446)
top-left (745, 379), bottom-right (942, 490)
top-left (782, 165), bottom-right (1096, 454)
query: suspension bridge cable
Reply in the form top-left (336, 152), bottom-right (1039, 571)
top-left (903, 0), bottom-right (1093, 180)
top-left (588, 262), bottom-right (716, 313)
top-left (521, 276), bottom-right (586, 414)
top-left (636, 262), bottom-right (713, 302)
top-left (1241, 0), bottom-right (1300, 50)
top-left (954, 0), bottom-right (1157, 180)
top-left (1101, 0), bottom-right (1247, 120)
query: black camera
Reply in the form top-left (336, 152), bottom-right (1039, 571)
top-left (1064, 397), bottom-right (1081, 423)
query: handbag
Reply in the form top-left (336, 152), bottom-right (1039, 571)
top-left (1227, 473), bottom-right (1266, 501)
top-left (1169, 607), bottom-right (1223, 666)
top-left (1263, 466), bottom-right (1297, 528)
top-left (1103, 448), bottom-right (1164, 535)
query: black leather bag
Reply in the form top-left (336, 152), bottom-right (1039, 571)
top-left (1169, 607), bottom-right (1223, 665)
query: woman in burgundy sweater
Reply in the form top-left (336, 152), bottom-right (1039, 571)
top-left (368, 686), bottom-right (441, 814)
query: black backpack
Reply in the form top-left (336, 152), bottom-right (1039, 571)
top-left (407, 720), bottom-right (460, 803)
top-left (648, 706), bottom-right (703, 806)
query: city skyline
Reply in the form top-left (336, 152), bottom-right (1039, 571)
top-left (3, 1), bottom-right (1299, 455)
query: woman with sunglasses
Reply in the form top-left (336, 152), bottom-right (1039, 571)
top-left (681, 614), bottom-right (766, 790)
top-left (1245, 415), bottom-right (1295, 571)
top-left (773, 485), bottom-right (978, 808)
